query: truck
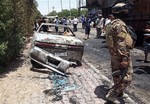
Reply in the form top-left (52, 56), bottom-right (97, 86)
top-left (86, 0), bottom-right (150, 45)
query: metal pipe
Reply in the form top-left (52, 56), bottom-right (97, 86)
top-left (69, 0), bottom-right (71, 17)
top-left (48, 0), bottom-right (49, 14)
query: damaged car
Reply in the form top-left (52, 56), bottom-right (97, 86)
top-left (29, 23), bottom-right (84, 74)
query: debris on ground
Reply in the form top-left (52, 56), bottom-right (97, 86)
top-left (44, 73), bottom-right (80, 102)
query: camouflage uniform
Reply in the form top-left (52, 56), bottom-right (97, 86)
top-left (105, 19), bottom-right (133, 101)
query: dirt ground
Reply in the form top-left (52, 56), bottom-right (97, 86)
top-left (0, 41), bottom-right (54, 104)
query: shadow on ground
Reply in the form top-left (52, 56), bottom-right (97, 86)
top-left (0, 57), bottom-right (24, 78)
top-left (30, 67), bottom-right (52, 74)
top-left (136, 59), bottom-right (150, 63)
top-left (94, 85), bottom-right (110, 101)
top-left (133, 65), bottom-right (150, 74)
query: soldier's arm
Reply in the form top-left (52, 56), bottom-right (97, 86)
top-left (116, 26), bottom-right (132, 68)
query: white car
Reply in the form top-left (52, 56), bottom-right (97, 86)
top-left (30, 23), bottom-right (84, 71)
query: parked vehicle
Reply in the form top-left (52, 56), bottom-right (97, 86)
top-left (30, 23), bottom-right (84, 73)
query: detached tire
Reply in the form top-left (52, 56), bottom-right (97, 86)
top-left (30, 60), bottom-right (43, 68)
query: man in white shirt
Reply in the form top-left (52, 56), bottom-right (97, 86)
top-left (73, 16), bottom-right (79, 32)
top-left (95, 14), bottom-right (105, 38)
top-left (54, 16), bottom-right (60, 32)
top-left (105, 14), bottom-right (115, 26)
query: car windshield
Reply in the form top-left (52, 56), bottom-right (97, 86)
top-left (37, 23), bottom-right (75, 36)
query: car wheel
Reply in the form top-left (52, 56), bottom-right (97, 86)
top-left (30, 60), bottom-right (43, 68)
top-left (76, 60), bottom-right (82, 66)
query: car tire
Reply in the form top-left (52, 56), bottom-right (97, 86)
top-left (30, 59), bottom-right (43, 68)
top-left (76, 60), bottom-right (82, 66)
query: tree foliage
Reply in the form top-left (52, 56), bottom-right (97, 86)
top-left (0, 0), bottom-right (41, 70)
top-left (48, 10), bottom-right (57, 16)
top-left (48, 8), bottom-right (88, 18)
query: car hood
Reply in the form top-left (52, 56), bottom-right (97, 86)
top-left (35, 33), bottom-right (83, 46)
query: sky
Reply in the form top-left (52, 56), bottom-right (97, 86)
top-left (36, 0), bottom-right (81, 15)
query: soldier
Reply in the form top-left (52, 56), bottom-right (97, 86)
top-left (105, 3), bottom-right (134, 103)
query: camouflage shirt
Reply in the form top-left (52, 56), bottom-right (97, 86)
top-left (105, 19), bottom-right (133, 58)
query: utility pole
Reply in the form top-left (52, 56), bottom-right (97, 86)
top-left (78, 0), bottom-right (81, 16)
top-left (52, 6), bottom-right (55, 11)
top-left (48, 0), bottom-right (49, 14)
top-left (69, 0), bottom-right (71, 17)
top-left (60, 0), bottom-right (63, 11)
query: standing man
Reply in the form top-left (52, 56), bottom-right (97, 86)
top-left (34, 20), bottom-right (37, 31)
top-left (84, 15), bottom-right (92, 40)
top-left (54, 16), bottom-right (60, 32)
top-left (81, 15), bottom-right (86, 28)
top-left (73, 16), bottom-right (79, 32)
top-left (105, 3), bottom-right (134, 103)
top-left (95, 14), bottom-right (104, 38)
top-left (62, 17), bottom-right (67, 32)
top-left (37, 17), bottom-right (42, 28)
top-left (40, 17), bottom-right (47, 32)
top-left (104, 14), bottom-right (114, 26)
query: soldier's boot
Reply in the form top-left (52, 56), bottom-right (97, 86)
top-left (123, 97), bottom-right (135, 104)
top-left (105, 89), bottom-right (120, 104)
top-left (117, 92), bottom-right (135, 104)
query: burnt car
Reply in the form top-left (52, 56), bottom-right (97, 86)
top-left (29, 23), bottom-right (84, 72)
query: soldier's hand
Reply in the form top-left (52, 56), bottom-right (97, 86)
top-left (121, 61), bottom-right (128, 68)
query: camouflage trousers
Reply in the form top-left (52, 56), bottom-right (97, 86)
top-left (108, 55), bottom-right (133, 97)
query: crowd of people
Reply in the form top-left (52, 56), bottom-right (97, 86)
top-left (82, 14), bottom-right (115, 40)
top-left (34, 13), bottom-right (116, 40)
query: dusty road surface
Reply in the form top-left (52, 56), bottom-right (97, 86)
top-left (0, 42), bottom-right (52, 104)
top-left (0, 24), bottom-right (150, 104)
top-left (0, 40), bottom-right (108, 104)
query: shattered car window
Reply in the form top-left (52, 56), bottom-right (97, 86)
top-left (37, 23), bottom-right (75, 36)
